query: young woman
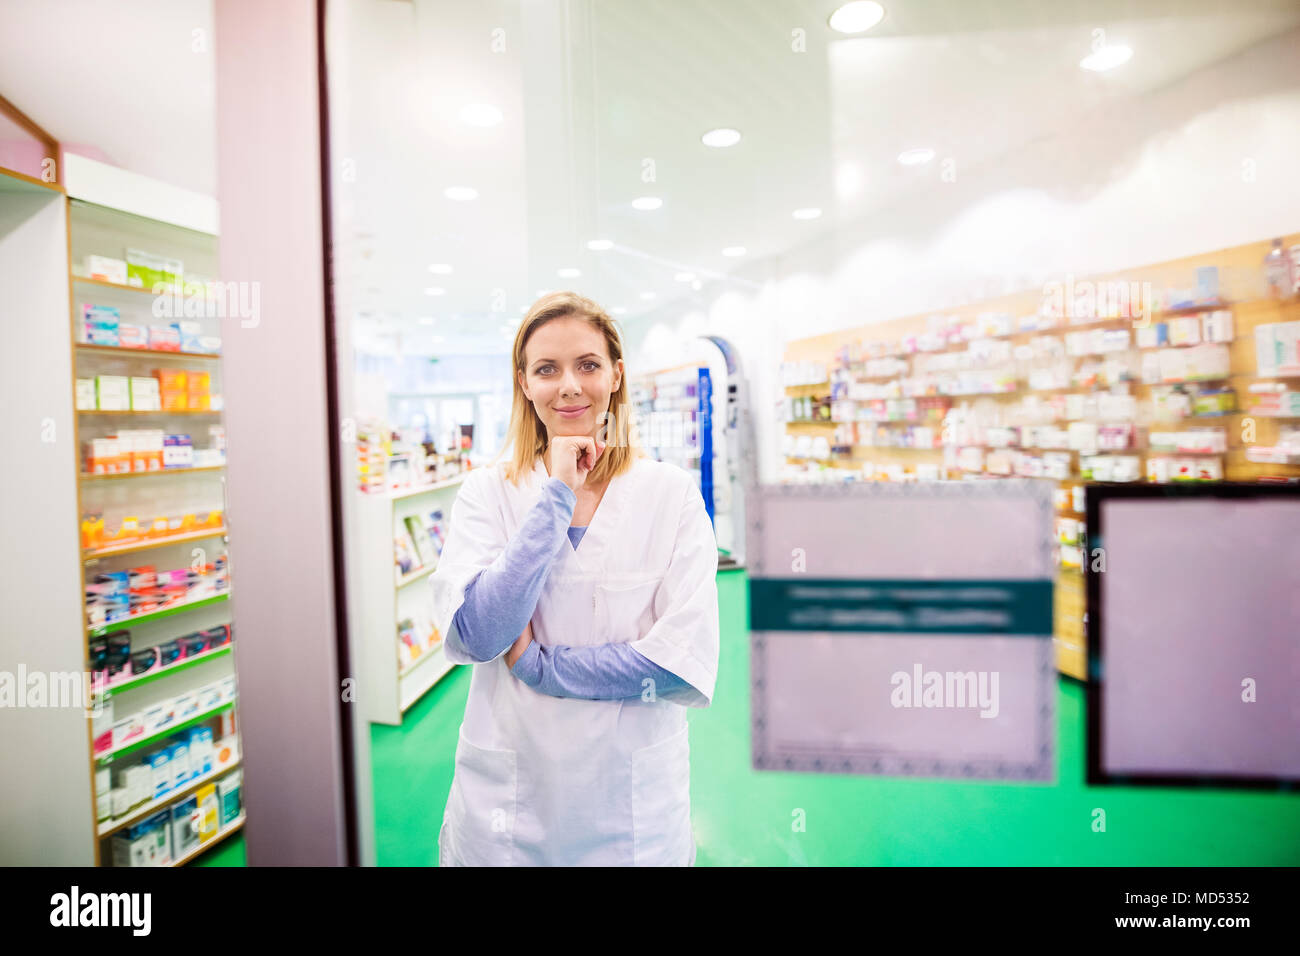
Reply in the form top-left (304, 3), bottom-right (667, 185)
top-left (430, 291), bottom-right (720, 866)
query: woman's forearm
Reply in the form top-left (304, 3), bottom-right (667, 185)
top-left (510, 641), bottom-right (692, 700)
top-left (449, 477), bottom-right (575, 662)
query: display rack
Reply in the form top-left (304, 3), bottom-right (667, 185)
top-left (630, 363), bottom-right (716, 523)
top-left (66, 179), bottom-right (244, 866)
top-left (355, 473), bottom-right (466, 725)
top-left (780, 235), bottom-right (1300, 680)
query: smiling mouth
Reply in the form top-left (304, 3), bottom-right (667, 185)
top-left (555, 406), bottom-right (590, 415)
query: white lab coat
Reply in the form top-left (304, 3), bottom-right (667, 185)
top-left (430, 455), bottom-right (720, 866)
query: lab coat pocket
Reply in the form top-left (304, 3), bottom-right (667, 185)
top-left (445, 728), bottom-right (517, 866)
top-left (630, 723), bottom-right (692, 866)
top-left (597, 575), bottom-right (662, 644)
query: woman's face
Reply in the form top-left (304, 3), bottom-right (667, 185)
top-left (517, 315), bottom-right (623, 442)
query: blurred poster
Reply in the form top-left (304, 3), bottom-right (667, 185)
top-left (748, 480), bottom-right (1056, 781)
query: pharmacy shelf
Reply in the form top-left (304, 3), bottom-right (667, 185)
top-left (96, 701), bottom-right (235, 765)
top-left (71, 274), bottom-right (183, 297)
top-left (88, 593), bottom-right (229, 638)
top-left (97, 760), bottom-right (241, 838)
top-left (399, 643), bottom-right (454, 713)
top-left (357, 475), bottom-right (462, 725)
top-left (74, 343), bottom-right (221, 361)
top-left (78, 408), bottom-right (222, 416)
top-left (171, 812), bottom-right (245, 867)
top-left (81, 465), bottom-right (225, 482)
top-left (388, 473), bottom-right (467, 500)
top-left (83, 527), bottom-right (226, 561)
top-left (396, 561), bottom-right (437, 589)
top-left (398, 640), bottom-right (446, 680)
top-left (100, 645), bottom-right (233, 700)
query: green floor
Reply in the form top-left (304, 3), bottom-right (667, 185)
top-left (207, 568), bottom-right (1300, 865)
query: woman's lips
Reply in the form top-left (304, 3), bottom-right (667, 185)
top-left (555, 405), bottom-right (590, 419)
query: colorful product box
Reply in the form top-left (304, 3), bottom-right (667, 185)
top-left (194, 783), bottom-right (220, 844)
top-left (117, 323), bottom-right (148, 349)
top-left (82, 304), bottom-right (121, 346)
top-left (148, 325), bottom-right (181, 351)
top-left (218, 770), bottom-right (242, 826)
top-left (147, 749), bottom-right (172, 800)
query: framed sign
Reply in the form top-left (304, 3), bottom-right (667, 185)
top-left (1086, 482), bottom-right (1300, 789)
top-left (748, 479), bottom-right (1057, 781)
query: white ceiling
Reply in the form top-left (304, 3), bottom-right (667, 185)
top-left (3, 0), bottom-right (1299, 357)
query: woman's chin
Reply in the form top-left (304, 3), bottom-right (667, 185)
top-left (550, 419), bottom-right (591, 435)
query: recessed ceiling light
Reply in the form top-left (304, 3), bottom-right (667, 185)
top-left (444, 186), bottom-right (478, 201)
top-left (836, 162), bottom-right (863, 199)
top-left (640, 292), bottom-right (657, 300)
top-left (587, 239), bottom-right (613, 251)
top-left (459, 103), bottom-right (503, 127)
top-left (1080, 44), bottom-right (1132, 72)
top-left (897, 148), bottom-right (935, 166)
top-left (432, 335), bottom-right (445, 343)
top-left (519, 305), bottom-right (528, 313)
top-left (675, 272), bottom-right (696, 282)
top-left (558, 267), bottom-right (581, 278)
top-left (612, 307), bottom-right (627, 315)
top-left (632, 197), bottom-right (662, 211)
top-left (828, 1), bottom-right (885, 34)
top-left (793, 207), bottom-right (822, 220)
top-left (701, 128), bottom-right (741, 148)
top-left (722, 246), bottom-right (747, 257)
top-left (424, 287), bottom-right (446, 296)
top-left (418, 316), bottom-right (435, 325)
top-left (428, 263), bottom-right (452, 274)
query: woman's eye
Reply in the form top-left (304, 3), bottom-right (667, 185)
top-left (582, 362), bottom-right (599, 371)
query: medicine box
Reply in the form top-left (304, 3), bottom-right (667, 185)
top-left (194, 783), bottom-right (220, 844)
top-left (94, 376), bottom-right (130, 412)
top-left (169, 741), bottom-right (192, 790)
top-left (76, 378), bottom-right (97, 410)
top-left (218, 770), bottom-right (243, 826)
top-left (85, 255), bottom-right (127, 284)
top-left (172, 796), bottom-right (200, 858)
top-left (146, 749), bottom-right (172, 800)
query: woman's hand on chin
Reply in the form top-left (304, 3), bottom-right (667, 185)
top-left (548, 435), bottom-right (605, 492)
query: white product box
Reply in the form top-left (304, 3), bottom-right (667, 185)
top-left (170, 742), bottom-right (191, 790)
top-left (218, 677), bottom-right (237, 703)
top-left (173, 692), bottom-right (199, 723)
top-left (112, 713), bottom-right (146, 750)
top-left (85, 255), bottom-right (127, 284)
top-left (196, 682), bottom-right (222, 711)
top-left (95, 375), bottom-right (130, 411)
top-left (76, 378), bottom-right (97, 411)
top-left (147, 750), bottom-right (172, 800)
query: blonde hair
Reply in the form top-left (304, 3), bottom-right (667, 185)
top-left (500, 291), bottom-right (645, 486)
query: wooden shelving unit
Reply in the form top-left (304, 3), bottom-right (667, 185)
top-left (67, 180), bottom-right (243, 866)
top-left (782, 235), bottom-right (1300, 680)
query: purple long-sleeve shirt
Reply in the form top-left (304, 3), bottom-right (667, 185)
top-left (448, 476), bottom-right (691, 700)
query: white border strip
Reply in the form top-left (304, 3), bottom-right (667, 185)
top-left (64, 153), bottom-right (219, 236)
